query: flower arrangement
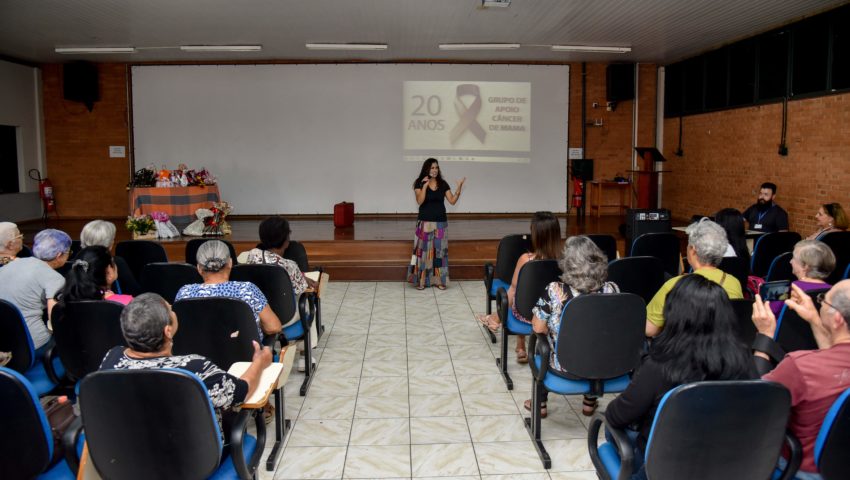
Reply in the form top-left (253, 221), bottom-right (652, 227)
top-left (202, 201), bottom-right (232, 236)
top-left (150, 211), bottom-right (170, 223)
top-left (128, 165), bottom-right (217, 188)
top-left (126, 214), bottom-right (156, 238)
top-left (185, 167), bottom-right (217, 187)
top-left (151, 211), bottom-right (181, 239)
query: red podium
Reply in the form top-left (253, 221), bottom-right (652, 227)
top-left (629, 147), bottom-right (669, 209)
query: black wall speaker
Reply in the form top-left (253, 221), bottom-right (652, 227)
top-left (63, 62), bottom-right (100, 111)
top-left (624, 208), bottom-right (672, 255)
top-left (606, 63), bottom-right (635, 102)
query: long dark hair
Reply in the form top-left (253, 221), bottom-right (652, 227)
top-left (530, 211), bottom-right (562, 260)
top-left (649, 274), bottom-right (752, 384)
top-left (714, 208), bottom-right (749, 266)
top-left (257, 216), bottom-right (291, 250)
top-left (59, 246), bottom-right (114, 304)
top-left (412, 158), bottom-right (450, 191)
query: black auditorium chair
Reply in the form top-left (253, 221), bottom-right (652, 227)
top-left (718, 256), bottom-right (751, 297)
top-left (629, 232), bottom-right (681, 277)
top-left (77, 369), bottom-right (264, 480)
top-left (171, 297), bottom-right (261, 370)
top-left (815, 388), bottom-right (850, 480)
top-left (0, 367), bottom-right (80, 480)
top-left (773, 288), bottom-right (829, 353)
top-left (185, 238), bottom-right (239, 266)
top-left (231, 263), bottom-right (317, 396)
top-left (819, 231), bottom-right (850, 285)
top-left (483, 234), bottom-right (532, 344)
top-left (47, 300), bottom-right (125, 385)
top-left (606, 256), bottom-right (665, 304)
top-left (589, 380), bottom-right (800, 480)
top-left (0, 299), bottom-right (64, 396)
top-left (18, 244), bottom-right (33, 258)
top-left (140, 262), bottom-right (203, 303)
top-left (750, 232), bottom-right (802, 278)
top-left (587, 234), bottom-right (618, 262)
top-left (115, 240), bottom-right (168, 281)
top-left (765, 251), bottom-right (795, 282)
top-left (528, 293), bottom-right (645, 468)
top-left (496, 259), bottom-right (560, 390)
top-left (282, 240), bottom-right (326, 341)
top-left (729, 298), bottom-right (757, 345)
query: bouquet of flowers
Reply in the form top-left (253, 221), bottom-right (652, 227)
top-left (151, 211), bottom-right (180, 239)
top-left (128, 166), bottom-right (157, 188)
top-left (185, 168), bottom-right (217, 187)
top-left (202, 201), bottom-right (232, 236)
top-left (126, 214), bottom-right (156, 239)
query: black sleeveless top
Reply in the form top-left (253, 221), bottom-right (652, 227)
top-left (417, 183), bottom-right (449, 222)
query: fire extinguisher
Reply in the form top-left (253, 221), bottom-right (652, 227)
top-left (572, 177), bottom-right (584, 209)
top-left (29, 169), bottom-right (57, 217)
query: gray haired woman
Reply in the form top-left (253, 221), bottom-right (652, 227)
top-left (768, 239), bottom-right (836, 316)
top-left (526, 235), bottom-right (619, 418)
top-left (79, 219), bottom-right (141, 295)
top-left (175, 240), bottom-right (282, 340)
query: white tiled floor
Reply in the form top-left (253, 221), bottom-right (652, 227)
top-left (263, 280), bottom-right (605, 479)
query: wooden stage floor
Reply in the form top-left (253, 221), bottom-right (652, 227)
top-left (21, 216), bottom-right (629, 281)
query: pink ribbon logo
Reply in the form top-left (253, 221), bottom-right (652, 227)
top-left (450, 84), bottom-right (486, 145)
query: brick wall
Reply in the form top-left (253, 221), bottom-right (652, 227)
top-left (661, 92), bottom-right (850, 235)
top-left (41, 63), bottom-right (130, 218)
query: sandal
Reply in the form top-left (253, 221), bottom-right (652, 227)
top-left (515, 349), bottom-right (528, 364)
top-left (582, 397), bottom-right (598, 416)
top-left (477, 313), bottom-right (501, 333)
top-left (262, 403), bottom-right (275, 424)
top-left (435, 284), bottom-right (447, 290)
top-left (523, 399), bottom-right (547, 418)
top-left (415, 284), bottom-right (426, 291)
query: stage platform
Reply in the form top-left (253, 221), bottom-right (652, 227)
top-left (21, 215), bottom-right (629, 281)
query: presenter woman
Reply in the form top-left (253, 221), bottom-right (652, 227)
top-left (408, 158), bottom-right (465, 290)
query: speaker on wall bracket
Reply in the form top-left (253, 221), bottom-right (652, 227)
top-left (63, 61), bottom-right (100, 112)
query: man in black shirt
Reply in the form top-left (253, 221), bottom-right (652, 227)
top-left (743, 182), bottom-right (789, 233)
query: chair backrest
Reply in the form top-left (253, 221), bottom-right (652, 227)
top-left (765, 251), bottom-right (794, 282)
top-left (607, 256), bottom-right (665, 304)
top-left (644, 380), bottom-right (791, 480)
top-left (0, 367), bottom-right (53, 479)
top-left (140, 262), bottom-right (203, 303)
top-left (494, 234), bottom-right (532, 283)
top-left (729, 298), bottom-right (757, 345)
top-left (115, 240), bottom-right (168, 280)
top-left (586, 234), bottom-right (618, 261)
top-left (718, 256), bottom-right (750, 295)
top-left (750, 231), bottom-right (802, 278)
top-left (283, 240), bottom-right (310, 272)
top-left (230, 264), bottom-right (296, 323)
top-left (80, 369), bottom-right (222, 480)
top-left (555, 293), bottom-right (645, 379)
top-left (816, 388), bottom-right (850, 480)
top-left (630, 232), bottom-right (681, 276)
top-left (185, 238), bottom-right (238, 266)
top-left (775, 295), bottom-right (825, 353)
top-left (819, 231), bottom-right (850, 285)
top-left (51, 300), bottom-right (126, 382)
top-left (513, 259), bottom-right (562, 321)
top-left (172, 297), bottom-right (260, 369)
top-left (0, 299), bottom-right (35, 373)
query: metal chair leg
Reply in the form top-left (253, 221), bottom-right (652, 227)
top-left (496, 326), bottom-right (513, 390)
top-left (525, 379), bottom-right (551, 469)
top-left (485, 296), bottom-right (497, 343)
top-left (265, 386), bottom-right (291, 471)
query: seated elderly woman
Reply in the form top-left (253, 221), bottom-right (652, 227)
top-left (57, 246), bottom-right (134, 307)
top-left (807, 202), bottom-right (849, 240)
top-left (0, 229), bottom-right (71, 355)
top-left (605, 275), bottom-right (753, 480)
top-left (0, 222), bottom-right (24, 267)
top-left (99, 293), bottom-right (272, 440)
top-left (80, 219), bottom-right (141, 295)
top-left (645, 219), bottom-right (743, 337)
top-left (768, 239), bottom-right (835, 316)
top-left (526, 235), bottom-right (619, 418)
top-left (176, 240), bottom-right (282, 341)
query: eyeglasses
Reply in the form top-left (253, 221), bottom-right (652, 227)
top-left (817, 292), bottom-right (835, 310)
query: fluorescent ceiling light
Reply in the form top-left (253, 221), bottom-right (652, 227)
top-left (55, 47), bottom-right (136, 54)
top-left (551, 45), bottom-right (631, 53)
top-left (482, 0), bottom-right (511, 7)
top-left (180, 45), bottom-right (262, 52)
top-left (438, 43), bottom-right (521, 50)
top-left (305, 43), bottom-right (388, 51)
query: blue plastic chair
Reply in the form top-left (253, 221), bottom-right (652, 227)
top-left (0, 299), bottom-right (65, 396)
top-left (814, 388), bottom-right (850, 479)
top-left (484, 234), bottom-right (532, 344)
top-left (750, 232), bottom-right (802, 278)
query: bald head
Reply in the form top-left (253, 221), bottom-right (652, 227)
top-left (827, 280), bottom-right (850, 323)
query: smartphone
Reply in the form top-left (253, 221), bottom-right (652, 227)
top-left (760, 280), bottom-right (791, 302)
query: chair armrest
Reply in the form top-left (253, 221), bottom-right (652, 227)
top-left (43, 344), bottom-right (64, 385)
top-left (528, 332), bottom-right (550, 381)
top-left (230, 408), bottom-right (266, 480)
top-left (484, 263), bottom-right (494, 293)
top-left (496, 287), bottom-right (509, 328)
top-left (298, 292), bottom-right (317, 330)
top-left (587, 411), bottom-right (633, 480)
top-left (775, 430), bottom-right (802, 480)
top-left (62, 416), bottom-right (84, 475)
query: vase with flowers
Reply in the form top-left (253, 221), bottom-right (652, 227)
top-left (126, 215), bottom-right (157, 240)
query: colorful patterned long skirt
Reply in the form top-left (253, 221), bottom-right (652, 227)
top-left (407, 220), bottom-right (449, 287)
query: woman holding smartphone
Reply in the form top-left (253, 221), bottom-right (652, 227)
top-left (407, 158), bottom-right (465, 290)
